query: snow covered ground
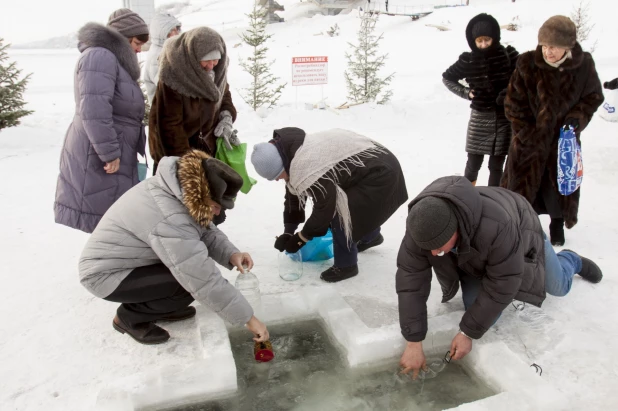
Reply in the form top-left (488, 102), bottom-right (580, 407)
top-left (2, 0), bottom-right (618, 409)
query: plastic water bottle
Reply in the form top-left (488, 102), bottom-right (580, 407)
top-left (235, 269), bottom-right (261, 310)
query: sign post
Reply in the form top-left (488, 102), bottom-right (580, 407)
top-left (291, 56), bottom-right (328, 109)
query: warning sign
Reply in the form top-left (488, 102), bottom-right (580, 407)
top-left (292, 56), bottom-right (328, 86)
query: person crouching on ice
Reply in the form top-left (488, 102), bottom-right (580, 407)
top-left (251, 128), bottom-right (408, 283)
top-left (397, 176), bottom-right (602, 378)
top-left (78, 150), bottom-right (269, 345)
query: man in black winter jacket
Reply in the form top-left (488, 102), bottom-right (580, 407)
top-left (397, 176), bottom-right (603, 379)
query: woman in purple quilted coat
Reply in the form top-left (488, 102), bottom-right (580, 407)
top-left (54, 9), bottom-right (149, 233)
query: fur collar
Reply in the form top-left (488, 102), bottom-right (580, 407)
top-left (159, 27), bottom-right (229, 101)
top-left (177, 150), bottom-right (215, 227)
top-left (534, 42), bottom-right (584, 71)
top-left (77, 22), bottom-right (141, 81)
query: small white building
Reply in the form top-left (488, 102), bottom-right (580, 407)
top-left (122, 0), bottom-right (156, 26)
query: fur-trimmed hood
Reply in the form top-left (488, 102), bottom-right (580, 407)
top-left (159, 27), bottom-right (229, 102)
top-left (77, 22), bottom-right (141, 81)
top-left (174, 150), bottom-right (216, 227)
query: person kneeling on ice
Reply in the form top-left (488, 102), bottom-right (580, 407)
top-left (397, 176), bottom-right (602, 378)
top-left (251, 128), bottom-right (408, 283)
top-left (78, 150), bottom-right (269, 345)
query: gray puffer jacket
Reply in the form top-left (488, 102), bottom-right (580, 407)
top-left (54, 23), bottom-right (146, 233)
top-left (143, 13), bottom-right (181, 102)
top-left (78, 153), bottom-right (253, 326)
top-left (396, 176), bottom-right (546, 342)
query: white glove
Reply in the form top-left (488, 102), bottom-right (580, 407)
top-left (214, 111), bottom-right (240, 150)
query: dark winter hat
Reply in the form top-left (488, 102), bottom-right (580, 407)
top-left (472, 21), bottom-right (493, 40)
top-left (201, 158), bottom-right (243, 210)
top-left (407, 197), bottom-right (458, 250)
top-left (107, 8), bottom-right (149, 38)
top-left (251, 142), bottom-right (285, 181)
top-left (465, 13), bottom-right (501, 50)
top-left (538, 15), bottom-right (577, 49)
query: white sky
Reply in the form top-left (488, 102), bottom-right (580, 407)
top-left (1, 0), bottom-right (125, 44)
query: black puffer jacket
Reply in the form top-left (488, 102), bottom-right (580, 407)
top-left (271, 128), bottom-right (408, 242)
top-left (396, 176), bottom-right (546, 342)
top-left (442, 14), bottom-right (519, 156)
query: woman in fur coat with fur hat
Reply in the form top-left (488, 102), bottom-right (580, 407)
top-left (442, 13), bottom-right (519, 187)
top-left (54, 9), bottom-right (149, 233)
top-left (149, 27), bottom-right (240, 174)
top-left (501, 15), bottom-right (603, 246)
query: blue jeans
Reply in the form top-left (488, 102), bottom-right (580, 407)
top-left (461, 234), bottom-right (582, 309)
top-left (331, 215), bottom-right (381, 267)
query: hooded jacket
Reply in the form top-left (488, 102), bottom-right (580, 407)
top-left (397, 176), bottom-right (546, 341)
top-left (78, 150), bottom-right (252, 326)
top-left (143, 13), bottom-right (181, 102)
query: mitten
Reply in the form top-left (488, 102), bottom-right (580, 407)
top-left (274, 233), bottom-right (292, 252)
top-left (284, 233), bottom-right (307, 254)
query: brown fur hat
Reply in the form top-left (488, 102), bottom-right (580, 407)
top-left (176, 149), bottom-right (242, 227)
top-left (538, 15), bottom-right (577, 48)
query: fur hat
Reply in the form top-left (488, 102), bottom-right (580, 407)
top-left (177, 150), bottom-right (242, 227)
top-left (407, 197), bottom-right (458, 250)
top-left (107, 8), bottom-right (149, 38)
top-left (538, 15), bottom-right (577, 49)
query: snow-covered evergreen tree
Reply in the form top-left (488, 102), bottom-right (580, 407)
top-left (0, 39), bottom-right (33, 131)
top-left (239, 2), bottom-right (286, 111)
top-left (344, 12), bottom-right (394, 105)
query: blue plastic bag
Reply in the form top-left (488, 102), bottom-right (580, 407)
top-left (138, 162), bottom-right (148, 181)
top-left (557, 126), bottom-right (583, 196)
top-left (287, 230), bottom-right (334, 262)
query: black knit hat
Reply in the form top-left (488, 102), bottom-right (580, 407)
top-left (465, 13), bottom-right (501, 51)
top-left (407, 197), bottom-right (458, 250)
top-left (472, 21), bottom-right (493, 40)
top-left (201, 158), bottom-right (243, 210)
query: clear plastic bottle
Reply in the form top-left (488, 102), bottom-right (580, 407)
top-left (235, 269), bottom-right (262, 309)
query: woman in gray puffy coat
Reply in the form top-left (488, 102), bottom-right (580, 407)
top-left (442, 13), bottom-right (519, 186)
top-left (143, 12), bottom-right (181, 103)
top-left (54, 9), bottom-right (149, 233)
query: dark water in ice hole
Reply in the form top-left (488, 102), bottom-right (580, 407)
top-left (171, 320), bottom-right (495, 411)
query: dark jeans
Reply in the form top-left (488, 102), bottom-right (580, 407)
top-left (104, 264), bottom-right (194, 327)
top-left (331, 215), bottom-right (381, 267)
top-left (464, 153), bottom-right (506, 186)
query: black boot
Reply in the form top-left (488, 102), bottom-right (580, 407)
top-left (113, 316), bottom-right (170, 345)
top-left (157, 306), bottom-right (196, 322)
top-left (549, 218), bottom-right (565, 246)
top-left (320, 265), bottom-right (359, 283)
top-left (563, 250), bottom-right (603, 283)
top-left (357, 234), bottom-right (384, 253)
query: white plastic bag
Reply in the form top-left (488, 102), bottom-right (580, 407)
top-left (599, 89), bottom-right (618, 122)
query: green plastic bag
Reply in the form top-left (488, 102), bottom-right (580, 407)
top-left (215, 139), bottom-right (257, 194)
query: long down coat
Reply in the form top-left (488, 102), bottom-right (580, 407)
top-left (54, 23), bottom-right (146, 233)
top-left (501, 43), bottom-right (603, 228)
top-left (442, 13), bottom-right (519, 156)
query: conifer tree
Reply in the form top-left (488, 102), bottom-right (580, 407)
top-left (240, 1), bottom-right (286, 111)
top-left (344, 12), bottom-right (394, 105)
top-left (0, 39), bottom-right (33, 131)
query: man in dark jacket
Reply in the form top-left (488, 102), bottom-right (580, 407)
top-left (397, 176), bottom-right (602, 378)
top-left (251, 128), bottom-right (408, 282)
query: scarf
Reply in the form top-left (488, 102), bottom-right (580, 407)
top-left (287, 129), bottom-right (386, 245)
top-left (159, 27), bottom-right (228, 102)
top-left (543, 50), bottom-right (572, 68)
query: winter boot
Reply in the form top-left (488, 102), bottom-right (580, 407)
top-left (549, 218), bottom-right (565, 246)
top-left (357, 234), bottom-right (384, 253)
top-left (320, 265), bottom-right (359, 283)
top-left (563, 250), bottom-right (603, 283)
top-left (157, 306), bottom-right (196, 322)
top-left (113, 316), bottom-right (170, 345)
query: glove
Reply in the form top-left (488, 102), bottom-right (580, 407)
top-left (274, 233), bottom-right (292, 252)
top-left (284, 233), bottom-right (307, 254)
top-left (604, 78), bottom-right (618, 90)
top-left (496, 89), bottom-right (507, 106)
top-left (212, 209), bottom-right (226, 226)
top-left (214, 111), bottom-right (240, 150)
top-left (564, 117), bottom-right (580, 131)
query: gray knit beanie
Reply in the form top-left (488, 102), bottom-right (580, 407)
top-left (107, 8), bottom-right (149, 38)
top-left (251, 142), bottom-right (284, 181)
top-left (201, 50), bottom-right (222, 61)
top-left (407, 197), bottom-right (458, 250)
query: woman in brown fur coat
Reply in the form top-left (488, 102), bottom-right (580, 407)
top-left (149, 27), bottom-right (239, 173)
top-left (502, 16), bottom-right (603, 246)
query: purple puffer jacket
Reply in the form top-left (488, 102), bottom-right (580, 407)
top-left (54, 23), bottom-right (146, 233)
